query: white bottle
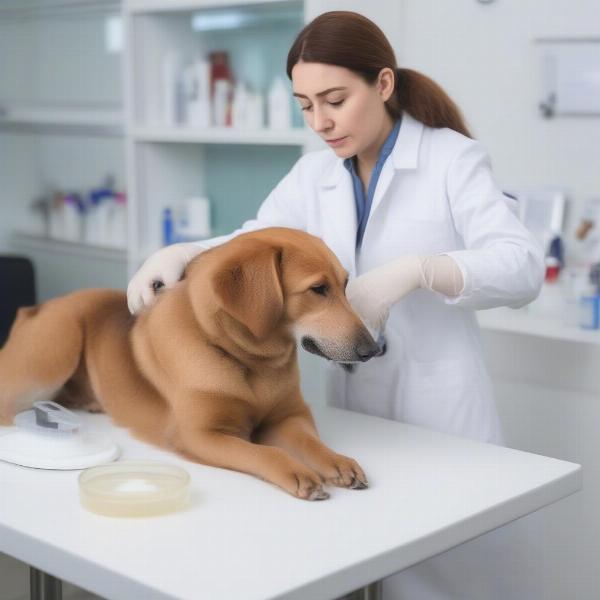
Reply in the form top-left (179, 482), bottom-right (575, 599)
top-left (246, 91), bottom-right (264, 129)
top-left (232, 81), bottom-right (249, 129)
top-left (49, 196), bottom-right (64, 240)
top-left (176, 197), bottom-right (211, 240)
top-left (213, 79), bottom-right (231, 127)
top-left (189, 59), bottom-right (211, 128)
top-left (181, 64), bottom-right (197, 126)
top-left (62, 196), bottom-right (82, 242)
top-left (94, 197), bottom-right (114, 247)
top-left (162, 53), bottom-right (183, 126)
top-left (267, 77), bottom-right (291, 130)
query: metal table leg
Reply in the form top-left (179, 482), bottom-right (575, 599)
top-left (30, 566), bottom-right (63, 600)
top-left (337, 579), bottom-right (382, 600)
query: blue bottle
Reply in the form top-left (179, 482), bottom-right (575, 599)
top-left (162, 208), bottom-right (175, 246)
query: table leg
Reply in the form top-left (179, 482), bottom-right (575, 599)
top-left (30, 566), bottom-right (63, 600)
top-left (337, 579), bottom-right (382, 600)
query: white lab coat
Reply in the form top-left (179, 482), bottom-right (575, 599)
top-left (200, 112), bottom-right (545, 599)
top-left (201, 111), bottom-right (544, 444)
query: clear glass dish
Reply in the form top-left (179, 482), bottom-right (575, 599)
top-left (79, 461), bottom-right (191, 517)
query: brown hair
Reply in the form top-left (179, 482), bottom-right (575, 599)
top-left (286, 11), bottom-right (472, 138)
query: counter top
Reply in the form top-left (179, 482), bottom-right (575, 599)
top-left (0, 406), bottom-right (581, 600)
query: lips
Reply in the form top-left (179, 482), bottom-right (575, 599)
top-left (326, 136), bottom-right (348, 147)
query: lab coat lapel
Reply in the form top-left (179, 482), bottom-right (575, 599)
top-left (319, 159), bottom-right (357, 276)
top-left (370, 159), bottom-right (394, 216)
top-left (370, 112), bottom-right (424, 217)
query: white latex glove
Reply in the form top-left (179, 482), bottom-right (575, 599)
top-left (345, 255), bottom-right (464, 331)
top-left (127, 242), bottom-right (208, 314)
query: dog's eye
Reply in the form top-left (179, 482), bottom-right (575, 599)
top-left (310, 285), bottom-right (328, 296)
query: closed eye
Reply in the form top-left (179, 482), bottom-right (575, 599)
top-left (311, 285), bottom-right (328, 296)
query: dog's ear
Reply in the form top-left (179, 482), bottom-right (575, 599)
top-left (212, 242), bottom-right (284, 340)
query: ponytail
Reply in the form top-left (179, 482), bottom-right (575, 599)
top-left (389, 68), bottom-right (472, 138)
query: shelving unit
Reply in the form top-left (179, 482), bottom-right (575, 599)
top-left (131, 125), bottom-right (309, 145)
top-left (0, 0), bottom-right (127, 299)
top-left (11, 231), bottom-right (127, 262)
top-left (123, 0), bottom-right (313, 273)
top-left (0, 105), bottom-right (124, 136)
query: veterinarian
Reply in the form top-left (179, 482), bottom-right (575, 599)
top-left (128, 11), bottom-right (544, 599)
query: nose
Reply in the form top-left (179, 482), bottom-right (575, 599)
top-left (312, 107), bottom-right (332, 133)
top-left (354, 332), bottom-right (381, 362)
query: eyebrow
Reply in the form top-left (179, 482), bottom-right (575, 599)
top-left (292, 86), bottom-right (347, 99)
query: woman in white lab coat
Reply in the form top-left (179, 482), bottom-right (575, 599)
top-left (128, 11), bottom-right (545, 599)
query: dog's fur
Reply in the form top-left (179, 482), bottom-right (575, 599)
top-left (0, 227), bottom-right (380, 500)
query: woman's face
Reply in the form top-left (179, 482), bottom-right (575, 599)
top-left (291, 61), bottom-right (395, 160)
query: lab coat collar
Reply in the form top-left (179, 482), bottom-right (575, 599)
top-left (319, 111), bottom-right (424, 189)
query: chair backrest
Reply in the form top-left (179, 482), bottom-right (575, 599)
top-left (0, 256), bottom-right (36, 346)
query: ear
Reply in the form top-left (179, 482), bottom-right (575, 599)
top-left (378, 67), bottom-right (395, 102)
top-left (212, 242), bottom-right (284, 340)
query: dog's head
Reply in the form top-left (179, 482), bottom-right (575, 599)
top-left (193, 227), bottom-right (380, 364)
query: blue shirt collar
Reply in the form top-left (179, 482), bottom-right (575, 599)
top-left (343, 118), bottom-right (402, 174)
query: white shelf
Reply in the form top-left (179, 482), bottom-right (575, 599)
top-left (477, 307), bottom-right (600, 345)
top-left (0, 106), bottom-right (124, 136)
top-left (132, 125), bottom-right (310, 146)
top-left (11, 231), bottom-right (127, 262)
top-left (125, 0), bottom-right (292, 14)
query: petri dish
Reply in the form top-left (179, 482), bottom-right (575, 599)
top-left (79, 461), bottom-right (191, 517)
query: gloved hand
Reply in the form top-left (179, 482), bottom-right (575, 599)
top-left (127, 242), bottom-right (208, 314)
top-left (345, 255), bottom-right (463, 331)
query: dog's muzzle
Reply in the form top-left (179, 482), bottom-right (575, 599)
top-left (301, 336), bottom-right (329, 359)
top-left (340, 333), bottom-right (387, 373)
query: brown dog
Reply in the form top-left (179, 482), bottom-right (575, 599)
top-left (0, 227), bottom-right (380, 500)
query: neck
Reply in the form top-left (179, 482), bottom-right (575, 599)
top-left (355, 113), bottom-right (396, 178)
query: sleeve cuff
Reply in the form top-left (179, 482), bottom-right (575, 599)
top-left (436, 251), bottom-right (476, 306)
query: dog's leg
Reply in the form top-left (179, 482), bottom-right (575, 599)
top-left (175, 416), bottom-right (330, 500)
top-left (254, 407), bottom-right (369, 490)
top-left (0, 303), bottom-right (84, 424)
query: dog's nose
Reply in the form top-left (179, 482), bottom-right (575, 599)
top-left (354, 333), bottom-right (381, 362)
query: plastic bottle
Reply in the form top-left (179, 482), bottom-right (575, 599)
top-left (162, 208), bottom-right (175, 246)
top-left (267, 77), bottom-right (291, 129)
top-left (178, 197), bottom-right (211, 240)
top-left (246, 90), bottom-right (264, 129)
top-left (209, 51), bottom-right (233, 127)
top-left (62, 194), bottom-right (83, 242)
top-left (232, 81), bottom-right (249, 129)
top-left (110, 192), bottom-right (127, 249)
top-left (163, 53), bottom-right (184, 125)
top-left (187, 59), bottom-right (211, 128)
top-left (213, 79), bottom-right (231, 127)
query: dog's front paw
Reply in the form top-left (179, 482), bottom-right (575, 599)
top-left (283, 468), bottom-right (330, 501)
top-left (319, 454), bottom-right (369, 490)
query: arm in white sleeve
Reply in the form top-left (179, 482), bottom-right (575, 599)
top-left (192, 157), bottom-right (307, 250)
top-left (441, 140), bottom-right (545, 310)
